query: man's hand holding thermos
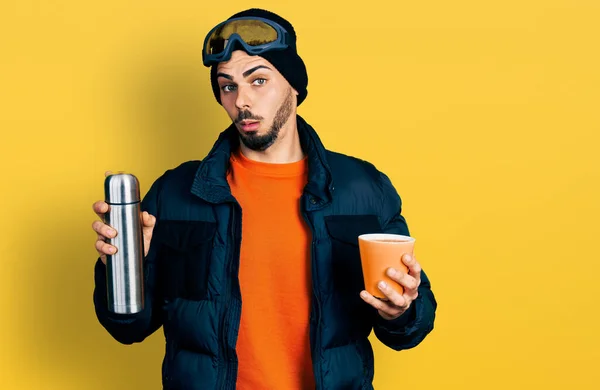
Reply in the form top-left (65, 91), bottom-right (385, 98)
top-left (91, 171), bottom-right (156, 314)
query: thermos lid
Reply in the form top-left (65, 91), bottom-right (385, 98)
top-left (104, 172), bottom-right (141, 204)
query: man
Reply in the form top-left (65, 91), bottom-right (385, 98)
top-left (92, 8), bottom-right (437, 390)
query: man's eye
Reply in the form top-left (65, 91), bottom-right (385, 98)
top-left (222, 85), bottom-right (236, 92)
top-left (253, 78), bottom-right (266, 85)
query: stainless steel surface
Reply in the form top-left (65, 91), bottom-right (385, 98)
top-left (105, 173), bottom-right (140, 205)
top-left (104, 173), bottom-right (145, 314)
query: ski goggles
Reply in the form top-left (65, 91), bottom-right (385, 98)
top-left (202, 16), bottom-right (292, 67)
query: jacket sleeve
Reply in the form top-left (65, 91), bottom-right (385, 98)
top-left (372, 171), bottom-right (437, 351)
top-left (93, 175), bottom-right (164, 345)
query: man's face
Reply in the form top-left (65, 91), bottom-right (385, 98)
top-left (216, 50), bottom-right (297, 151)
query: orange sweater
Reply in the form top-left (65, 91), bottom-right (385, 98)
top-left (227, 148), bottom-right (315, 390)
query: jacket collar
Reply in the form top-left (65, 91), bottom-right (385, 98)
top-left (191, 115), bottom-right (334, 210)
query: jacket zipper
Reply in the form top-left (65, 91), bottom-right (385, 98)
top-left (302, 203), bottom-right (323, 390)
top-left (217, 204), bottom-right (236, 390)
top-left (218, 203), bottom-right (241, 390)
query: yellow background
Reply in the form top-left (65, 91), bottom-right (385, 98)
top-left (1, 0), bottom-right (598, 388)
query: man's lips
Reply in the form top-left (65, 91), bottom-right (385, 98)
top-left (238, 120), bottom-right (260, 131)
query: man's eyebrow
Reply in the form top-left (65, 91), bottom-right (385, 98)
top-left (243, 65), bottom-right (272, 78)
top-left (216, 65), bottom-right (272, 81)
top-left (216, 72), bottom-right (233, 80)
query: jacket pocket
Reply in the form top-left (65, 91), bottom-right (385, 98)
top-left (324, 214), bottom-right (383, 293)
top-left (155, 220), bottom-right (217, 302)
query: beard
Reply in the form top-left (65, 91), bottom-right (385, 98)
top-left (235, 88), bottom-right (294, 151)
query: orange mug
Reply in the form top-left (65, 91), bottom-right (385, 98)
top-left (358, 234), bottom-right (415, 299)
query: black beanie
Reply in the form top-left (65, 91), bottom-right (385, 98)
top-left (209, 8), bottom-right (309, 106)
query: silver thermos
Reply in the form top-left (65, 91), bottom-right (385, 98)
top-left (104, 173), bottom-right (145, 314)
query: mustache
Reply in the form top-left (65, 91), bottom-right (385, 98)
top-left (235, 110), bottom-right (264, 124)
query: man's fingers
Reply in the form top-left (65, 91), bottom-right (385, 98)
top-left (92, 220), bottom-right (117, 239)
top-left (92, 200), bottom-right (109, 218)
top-left (360, 290), bottom-right (388, 312)
top-left (376, 280), bottom-right (409, 309)
top-left (141, 212), bottom-right (156, 242)
top-left (142, 211), bottom-right (156, 228)
top-left (377, 281), bottom-right (406, 307)
top-left (95, 174), bottom-right (113, 267)
top-left (140, 211), bottom-right (156, 257)
top-left (95, 239), bottom-right (117, 255)
top-left (401, 253), bottom-right (422, 283)
top-left (386, 268), bottom-right (419, 292)
top-left (360, 290), bottom-right (404, 319)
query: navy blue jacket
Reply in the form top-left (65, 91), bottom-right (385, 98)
top-left (94, 115), bottom-right (437, 389)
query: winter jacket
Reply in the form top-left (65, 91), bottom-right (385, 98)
top-left (93, 115), bottom-right (437, 389)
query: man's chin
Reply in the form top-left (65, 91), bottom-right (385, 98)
top-left (238, 129), bottom-right (259, 137)
top-left (239, 132), bottom-right (276, 151)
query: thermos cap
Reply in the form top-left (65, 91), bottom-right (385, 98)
top-left (104, 172), bottom-right (141, 204)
